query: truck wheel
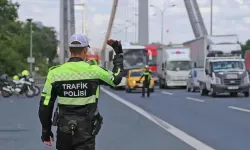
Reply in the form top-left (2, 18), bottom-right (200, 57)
top-left (244, 92), bottom-right (249, 97)
top-left (200, 84), bottom-right (208, 96)
top-left (191, 86), bottom-right (196, 92)
top-left (230, 92), bottom-right (237, 97)
top-left (210, 88), bottom-right (216, 97)
top-left (159, 80), bottom-right (164, 89)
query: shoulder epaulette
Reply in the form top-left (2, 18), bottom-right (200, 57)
top-left (49, 65), bottom-right (60, 71)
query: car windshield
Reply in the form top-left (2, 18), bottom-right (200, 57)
top-left (130, 71), bottom-right (143, 77)
top-left (151, 72), bottom-right (157, 77)
top-left (211, 61), bottom-right (245, 72)
top-left (167, 61), bottom-right (191, 71)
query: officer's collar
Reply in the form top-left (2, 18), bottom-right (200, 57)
top-left (68, 57), bottom-right (84, 62)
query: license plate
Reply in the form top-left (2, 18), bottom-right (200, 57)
top-left (228, 86), bottom-right (238, 89)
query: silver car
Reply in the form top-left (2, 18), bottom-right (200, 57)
top-left (186, 68), bottom-right (204, 92)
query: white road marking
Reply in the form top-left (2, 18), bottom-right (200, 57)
top-left (228, 106), bottom-right (250, 113)
top-left (161, 91), bottom-right (174, 95)
top-left (101, 87), bottom-right (215, 150)
top-left (186, 97), bottom-right (205, 103)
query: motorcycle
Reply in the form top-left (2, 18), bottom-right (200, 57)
top-left (28, 78), bottom-right (40, 96)
top-left (0, 79), bottom-right (35, 98)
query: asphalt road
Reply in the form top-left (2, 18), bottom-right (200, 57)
top-left (106, 86), bottom-right (250, 150)
top-left (0, 88), bottom-right (195, 150)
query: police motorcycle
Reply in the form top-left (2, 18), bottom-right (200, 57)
top-left (0, 75), bottom-right (35, 98)
top-left (26, 77), bottom-right (40, 96)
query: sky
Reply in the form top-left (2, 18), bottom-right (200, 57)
top-left (13, 0), bottom-right (250, 48)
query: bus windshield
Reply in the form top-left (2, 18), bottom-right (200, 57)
top-left (123, 49), bottom-right (147, 69)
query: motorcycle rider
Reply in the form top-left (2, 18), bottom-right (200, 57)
top-left (20, 70), bottom-right (30, 79)
top-left (139, 65), bottom-right (152, 97)
top-left (12, 75), bottom-right (22, 93)
top-left (38, 33), bottom-right (123, 150)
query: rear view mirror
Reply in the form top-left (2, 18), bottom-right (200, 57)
top-left (205, 69), bottom-right (208, 75)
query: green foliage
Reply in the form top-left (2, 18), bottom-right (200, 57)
top-left (0, 0), bottom-right (59, 76)
top-left (242, 40), bottom-right (250, 57)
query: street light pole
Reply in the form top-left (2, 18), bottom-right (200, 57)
top-left (160, 10), bottom-right (164, 44)
top-left (210, 0), bottom-right (213, 35)
top-left (125, 26), bottom-right (128, 41)
top-left (150, 4), bottom-right (175, 44)
top-left (127, 19), bottom-right (136, 43)
top-left (27, 19), bottom-right (33, 76)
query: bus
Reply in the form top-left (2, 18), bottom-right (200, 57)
top-left (105, 42), bottom-right (147, 89)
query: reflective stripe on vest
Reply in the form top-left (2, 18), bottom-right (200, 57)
top-left (58, 95), bottom-right (97, 105)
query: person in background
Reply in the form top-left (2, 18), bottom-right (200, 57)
top-left (139, 65), bottom-right (152, 97)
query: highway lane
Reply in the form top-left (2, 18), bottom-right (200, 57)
top-left (0, 92), bottom-right (195, 150)
top-left (106, 86), bottom-right (250, 150)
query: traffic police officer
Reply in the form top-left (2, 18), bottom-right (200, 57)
top-left (87, 59), bottom-right (98, 65)
top-left (38, 33), bottom-right (124, 150)
top-left (139, 65), bottom-right (152, 97)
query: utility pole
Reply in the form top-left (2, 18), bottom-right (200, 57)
top-left (150, 4), bottom-right (175, 44)
top-left (27, 18), bottom-right (34, 77)
top-left (210, 0), bottom-right (213, 35)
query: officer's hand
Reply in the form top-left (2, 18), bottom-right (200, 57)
top-left (41, 130), bottom-right (54, 146)
top-left (107, 39), bottom-right (123, 54)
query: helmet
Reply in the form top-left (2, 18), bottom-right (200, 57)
top-left (13, 75), bottom-right (19, 80)
top-left (0, 74), bottom-right (8, 81)
top-left (145, 65), bottom-right (149, 68)
top-left (21, 70), bottom-right (30, 76)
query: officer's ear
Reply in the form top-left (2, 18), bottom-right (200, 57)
top-left (83, 47), bottom-right (88, 55)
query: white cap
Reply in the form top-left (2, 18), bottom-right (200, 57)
top-left (145, 65), bottom-right (149, 68)
top-left (69, 33), bottom-right (90, 48)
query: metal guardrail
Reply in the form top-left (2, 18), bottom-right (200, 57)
top-left (35, 77), bottom-right (46, 87)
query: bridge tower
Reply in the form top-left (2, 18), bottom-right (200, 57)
top-left (184, 0), bottom-right (208, 38)
top-left (59, 0), bottom-right (76, 64)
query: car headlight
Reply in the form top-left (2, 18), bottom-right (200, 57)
top-left (244, 75), bottom-right (249, 83)
top-left (215, 77), bottom-right (221, 84)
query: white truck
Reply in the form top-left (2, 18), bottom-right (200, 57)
top-left (184, 35), bottom-right (250, 97)
top-left (157, 46), bottom-right (192, 88)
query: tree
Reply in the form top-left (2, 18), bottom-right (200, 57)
top-left (0, 0), bottom-right (58, 76)
top-left (242, 39), bottom-right (250, 57)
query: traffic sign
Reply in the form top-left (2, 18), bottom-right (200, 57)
top-left (27, 57), bottom-right (35, 63)
top-left (35, 67), bottom-right (39, 71)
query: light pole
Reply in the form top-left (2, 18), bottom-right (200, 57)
top-left (150, 4), bottom-right (175, 44)
top-left (117, 23), bottom-right (131, 41)
top-left (210, 0), bottom-right (213, 35)
top-left (75, 3), bottom-right (87, 34)
top-left (27, 18), bottom-right (33, 77)
top-left (126, 20), bottom-right (136, 43)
